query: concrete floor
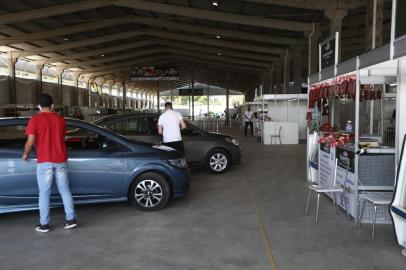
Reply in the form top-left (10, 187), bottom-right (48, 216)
top-left (0, 129), bottom-right (405, 270)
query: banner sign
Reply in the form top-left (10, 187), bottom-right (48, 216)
top-left (319, 143), bottom-right (336, 199)
top-left (319, 32), bottom-right (340, 70)
top-left (335, 146), bottom-right (357, 217)
top-left (130, 66), bottom-right (179, 81)
top-left (179, 88), bottom-right (204, 96)
top-left (395, 0), bottom-right (406, 39)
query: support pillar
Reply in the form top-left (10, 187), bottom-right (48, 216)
top-left (324, 9), bottom-right (348, 34)
top-left (207, 85), bottom-right (210, 116)
top-left (157, 89), bottom-right (160, 111)
top-left (291, 45), bottom-right (303, 94)
top-left (55, 66), bottom-right (64, 105)
top-left (225, 72), bottom-right (230, 125)
top-left (83, 74), bottom-right (94, 107)
top-left (122, 80), bottom-right (127, 110)
top-left (71, 71), bottom-right (81, 106)
top-left (262, 71), bottom-right (271, 95)
top-left (325, 9), bottom-right (348, 63)
top-left (170, 89), bottom-right (174, 102)
top-left (283, 49), bottom-right (290, 94)
top-left (396, 57), bottom-right (406, 163)
top-left (269, 66), bottom-right (274, 95)
top-left (34, 64), bottom-right (44, 105)
top-left (95, 77), bottom-right (105, 95)
top-left (306, 29), bottom-right (322, 75)
top-left (114, 80), bottom-right (122, 109)
top-left (274, 63), bottom-right (282, 94)
top-left (192, 74), bottom-right (195, 121)
top-left (365, 0), bottom-right (384, 51)
top-left (7, 52), bottom-right (18, 104)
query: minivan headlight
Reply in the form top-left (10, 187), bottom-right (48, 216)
top-left (225, 137), bottom-right (239, 146)
top-left (168, 158), bottom-right (188, 169)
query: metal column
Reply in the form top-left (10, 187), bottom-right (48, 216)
top-left (192, 74), bottom-right (195, 121)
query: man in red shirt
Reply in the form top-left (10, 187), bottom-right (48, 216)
top-left (23, 94), bottom-right (77, 233)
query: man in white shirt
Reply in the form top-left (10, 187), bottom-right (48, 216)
top-left (158, 102), bottom-right (187, 153)
top-left (244, 106), bottom-right (254, 137)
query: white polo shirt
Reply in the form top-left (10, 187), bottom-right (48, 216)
top-left (158, 110), bottom-right (183, 143)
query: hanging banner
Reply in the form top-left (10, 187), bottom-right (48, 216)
top-left (319, 32), bottom-right (340, 70)
top-left (130, 66), bottom-right (179, 81)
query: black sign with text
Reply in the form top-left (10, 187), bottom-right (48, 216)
top-left (336, 147), bottom-right (355, 173)
top-left (320, 36), bottom-right (336, 70)
top-left (396, 0), bottom-right (406, 39)
top-left (179, 88), bottom-right (203, 96)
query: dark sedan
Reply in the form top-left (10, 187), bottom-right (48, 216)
top-left (92, 113), bottom-right (241, 174)
top-left (0, 117), bottom-right (190, 213)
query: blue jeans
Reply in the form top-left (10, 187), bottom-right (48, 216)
top-left (36, 162), bottom-right (76, 225)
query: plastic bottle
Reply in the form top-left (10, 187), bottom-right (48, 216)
top-left (346, 120), bottom-right (352, 133)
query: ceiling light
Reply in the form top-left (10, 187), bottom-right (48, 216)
top-left (217, 53), bottom-right (222, 56)
top-left (101, 54), bottom-right (105, 57)
top-left (63, 37), bottom-right (69, 41)
top-left (216, 35), bottom-right (221, 39)
top-left (212, 1), bottom-right (218, 6)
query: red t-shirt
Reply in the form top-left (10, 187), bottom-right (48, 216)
top-left (25, 112), bottom-right (68, 163)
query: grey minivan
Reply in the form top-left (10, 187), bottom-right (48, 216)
top-left (92, 113), bottom-right (241, 174)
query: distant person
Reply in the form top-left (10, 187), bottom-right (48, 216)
top-left (23, 94), bottom-right (77, 233)
top-left (73, 110), bottom-right (84, 120)
top-left (244, 106), bottom-right (254, 137)
top-left (158, 102), bottom-right (187, 153)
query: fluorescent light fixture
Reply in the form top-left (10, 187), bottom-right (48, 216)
top-left (212, 1), bottom-right (218, 6)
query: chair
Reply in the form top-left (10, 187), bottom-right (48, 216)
top-left (269, 126), bottom-right (282, 145)
top-left (358, 192), bottom-right (393, 240)
top-left (305, 158), bottom-right (347, 224)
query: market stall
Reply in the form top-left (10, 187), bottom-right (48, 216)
top-left (307, 54), bottom-right (398, 224)
top-left (254, 94), bottom-right (307, 145)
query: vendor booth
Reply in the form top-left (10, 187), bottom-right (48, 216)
top-left (253, 94), bottom-right (307, 145)
top-left (307, 46), bottom-right (398, 225)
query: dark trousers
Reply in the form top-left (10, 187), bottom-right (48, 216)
top-left (163, 141), bottom-right (185, 154)
top-left (245, 121), bottom-right (253, 136)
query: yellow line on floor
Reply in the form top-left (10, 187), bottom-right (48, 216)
top-left (245, 178), bottom-right (278, 270)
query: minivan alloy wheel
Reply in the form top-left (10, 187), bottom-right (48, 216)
top-left (134, 180), bottom-right (163, 208)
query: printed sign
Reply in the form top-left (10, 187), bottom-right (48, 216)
top-left (336, 147), bottom-right (355, 173)
top-left (335, 146), bottom-right (357, 217)
top-left (335, 164), bottom-right (357, 218)
top-left (319, 32), bottom-right (340, 70)
top-left (130, 66), bottom-right (179, 81)
top-left (318, 144), bottom-right (336, 199)
top-left (395, 0), bottom-right (406, 39)
top-left (179, 88), bottom-right (204, 96)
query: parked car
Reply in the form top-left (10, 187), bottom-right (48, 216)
top-left (0, 117), bottom-right (190, 213)
top-left (91, 113), bottom-right (241, 174)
